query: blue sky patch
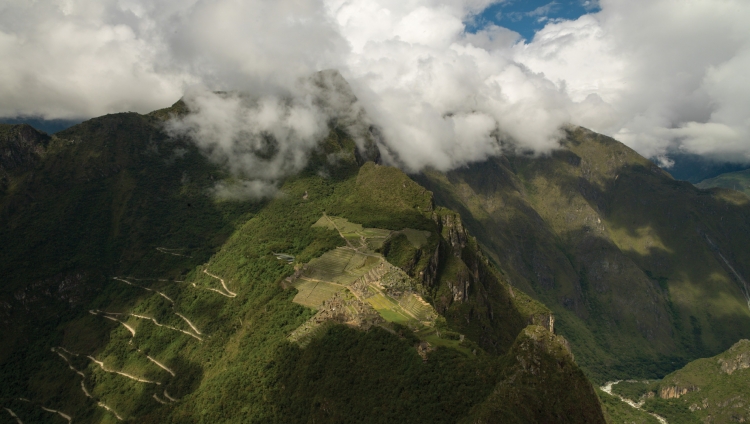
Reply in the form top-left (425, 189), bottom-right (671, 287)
top-left (467, 0), bottom-right (600, 41)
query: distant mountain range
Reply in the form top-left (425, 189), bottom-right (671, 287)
top-left (0, 117), bottom-right (83, 135)
top-left (696, 168), bottom-right (750, 198)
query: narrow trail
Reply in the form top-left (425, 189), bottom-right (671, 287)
top-left (3, 408), bottom-right (22, 424)
top-left (52, 348), bottom-right (123, 421)
top-left (129, 313), bottom-right (203, 341)
top-left (156, 247), bottom-right (192, 258)
top-left (87, 356), bottom-right (161, 385)
top-left (174, 312), bottom-right (202, 335)
top-left (324, 214), bottom-right (356, 249)
top-left (203, 269), bottom-right (237, 298)
top-left (601, 381), bottom-right (667, 424)
top-left (152, 394), bottom-right (168, 405)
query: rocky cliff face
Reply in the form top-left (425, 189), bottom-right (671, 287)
top-left (381, 204), bottom-right (553, 354)
top-left (659, 385), bottom-right (698, 399)
top-left (719, 339), bottom-right (750, 375)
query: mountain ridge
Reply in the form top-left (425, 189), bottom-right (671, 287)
top-left (0, 108), bottom-right (606, 422)
top-left (414, 126), bottom-right (750, 382)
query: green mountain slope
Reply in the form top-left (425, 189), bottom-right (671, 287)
top-left (644, 339), bottom-right (750, 423)
top-left (605, 339), bottom-right (750, 423)
top-left (0, 108), bottom-right (604, 422)
top-left (696, 168), bottom-right (750, 198)
top-left (414, 127), bottom-right (750, 382)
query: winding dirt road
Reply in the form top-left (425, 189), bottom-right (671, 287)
top-left (138, 349), bottom-right (176, 377)
top-left (113, 277), bottom-right (203, 337)
top-left (40, 406), bottom-right (72, 423)
top-left (52, 348), bottom-right (123, 421)
top-left (3, 408), bottom-right (22, 424)
top-left (156, 247), bottom-right (192, 258)
top-left (163, 390), bottom-right (179, 402)
top-left (203, 269), bottom-right (237, 298)
top-left (129, 313), bottom-right (203, 341)
top-left (114, 277), bottom-right (174, 302)
top-left (87, 356), bottom-right (161, 385)
top-left (90, 310), bottom-right (136, 336)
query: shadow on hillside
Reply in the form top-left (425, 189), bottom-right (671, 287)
top-left (0, 112), bottom-right (260, 419)
top-left (414, 149), bottom-right (750, 380)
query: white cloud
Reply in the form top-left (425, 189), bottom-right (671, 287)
top-left (516, 0), bottom-right (750, 162)
top-left (1, 0), bottom-right (749, 176)
top-left (0, 0), bottom-right (192, 119)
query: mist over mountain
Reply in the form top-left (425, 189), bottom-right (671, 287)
top-left (1, 0), bottom-right (749, 170)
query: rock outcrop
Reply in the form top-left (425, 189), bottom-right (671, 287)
top-left (659, 385), bottom-right (698, 399)
top-left (718, 339), bottom-right (750, 375)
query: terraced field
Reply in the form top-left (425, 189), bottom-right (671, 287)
top-left (301, 247), bottom-right (380, 286)
top-left (312, 215), bottom-right (391, 250)
top-left (399, 294), bottom-right (437, 322)
top-left (365, 292), bottom-right (413, 325)
top-left (301, 248), bottom-right (355, 282)
top-left (292, 280), bottom-right (346, 308)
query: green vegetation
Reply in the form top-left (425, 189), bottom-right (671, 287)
top-left (597, 389), bottom-right (660, 424)
top-left (461, 326), bottom-right (606, 423)
top-left (637, 339), bottom-right (750, 423)
top-left (611, 381), bottom-right (652, 403)
top-left (415, 126), bottom-right (750, 383)
top-left (0, 111), bottom-right (604, 423)
top-left (641, 398), bottom-right (698, 424)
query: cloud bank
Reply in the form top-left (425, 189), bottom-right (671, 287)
top-left (1, 0), bottom-right (749, 184)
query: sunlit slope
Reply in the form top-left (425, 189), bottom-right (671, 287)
top-left (416, 126), bottom-right (750, 382)
top-left (0, 111), bottom-right (605, 423)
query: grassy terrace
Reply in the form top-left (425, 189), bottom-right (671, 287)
top-left (291, 280), bottom-right (345, 308)
top-left (288, 215), bottom-right (447, 348)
